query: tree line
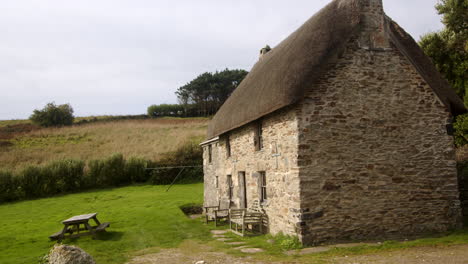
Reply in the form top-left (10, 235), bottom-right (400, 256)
top-left (147, 68), bottom-right (248, 117)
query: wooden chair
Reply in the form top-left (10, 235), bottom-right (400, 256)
top-left (229, 199), bottom-right (265, 236)
top-left (204, 199), bottom-right (230, 226)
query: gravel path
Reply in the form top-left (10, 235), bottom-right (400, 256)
top-left (331, 244), bottom-right (468, 264)
top-left (128, 243), bottom-right (468, 264)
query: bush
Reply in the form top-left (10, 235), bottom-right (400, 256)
top-left (125, 157), bottom-right (148, 183)
top-left (0, 171), bottom-right (23, 202)
top-left (454, 113), bottom-right (468, 147)
top-left (47, 159), bottom-right (85, 193)
top-left (270, 233), bottom-right (302, 250)
top-left (30, 102), bottom-right (74, 127)
top-left (87, 154), bottom-right (126, 187)
top-left (20, 166), bottom-right (46, 198)
top-left (149, 141), bottom-right (203, 185)
top-left (147, 104), bottom-right (185, 118)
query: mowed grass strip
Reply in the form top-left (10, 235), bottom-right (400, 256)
top-left (0, 183), bottom-right (211, 264)
top-left (0, 118), bottom-right (208, 171)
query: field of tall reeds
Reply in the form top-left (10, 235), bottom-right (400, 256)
top-left (0, 117), bottom-right (208, 172)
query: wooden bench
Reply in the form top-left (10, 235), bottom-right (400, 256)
top-left (229, 200), bottom-right (265, 236)
top-left (204, 199), bottom-right (230, 226)
top-left (96, 222), bottom-right (110, 232)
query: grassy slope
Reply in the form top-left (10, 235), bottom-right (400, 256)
top-left (0, 118), bottom-right (208, 171)
top-left (0, 183), bottom-right (211, 264)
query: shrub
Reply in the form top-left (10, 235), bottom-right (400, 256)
top-left (454, 113), bottom-right (468, 147)
top-left (30, 102), bottom-right (74, 127)
top-left (147, 104), bottom-right (185, 118)
top-left (0, 171), bottom-right (23, 202)
top-left (149, 141), bottom-right (203, 185)
top-left (20, 166), bottom-right (46, 198)
top-left (271, 233), bottom-right (302, 250)
top-left (87, 154), bottom-right (126, 187)
top-left (125, 157), bottom-right (148, 183)
top-left (47, 159), bottom-right (85, 193)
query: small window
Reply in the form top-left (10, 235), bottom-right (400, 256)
top-left (254, 121), bottom-right (263, 151)
top-left (208, 145), bottom-right (212, 163)
top-left (215, 176), bottom-right (219, 188)
top-left (226, 135), bottom-right (231, 158)
top-left (260, 171), bottom-right (267, 202)
top-left (227, 175), bottom-right (233, 200)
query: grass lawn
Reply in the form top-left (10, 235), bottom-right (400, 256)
top-left (0, 183), bottom-right (212, 264)
top-left (2, 182), bottom-right (468, 264)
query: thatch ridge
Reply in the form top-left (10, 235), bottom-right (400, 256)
top-left (207, 0), bottom-right (362, 138)
top-left (207, 0), bottom-right (466, 139)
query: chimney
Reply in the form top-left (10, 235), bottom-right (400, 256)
top-left (359, 0), bottom-right (390, 49)
top-left (259, 45), bottom-right (272, 59)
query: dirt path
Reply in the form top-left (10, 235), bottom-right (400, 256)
top-left (331, 244), bottom-right (468, 264)
top-left (127, 243), bottom-right (468, 264)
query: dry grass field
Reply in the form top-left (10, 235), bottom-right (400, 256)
top-left (0, 118), bottom-right (208, 171)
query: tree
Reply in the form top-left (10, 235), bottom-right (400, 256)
top-left (29, 102), bottom-right (75, 127)
top-left (419, 0), bottom-right (468, 104)
top-left (175, 69), bottom-right (248, 116)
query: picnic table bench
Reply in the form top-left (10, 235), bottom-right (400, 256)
top-left (49, 213), bottom-right (110, 242)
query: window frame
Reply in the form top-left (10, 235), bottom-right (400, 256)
top-left (227, 175), bottom-right (233, 201)
top-left (254, 121), bottom-right (263, 151)
top-left (208, 144), bottom-right (212, 163)
top-left (260, 171), bottom-right (267, 203)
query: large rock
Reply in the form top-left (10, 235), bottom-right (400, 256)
top-left (48, 244), bottom-right (96, 264)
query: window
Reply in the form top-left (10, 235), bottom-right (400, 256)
top-left (227, 175), bottom-right (233, 200)
top-left (254, 121), bottom-right (263, 151)
top-left (259, 171), bottom-right (267, 202)
top-left (215, 176), bottom-right (219, 188)
top-left (208, 144), bottom-right (212, 163)
top-left (226, 135), bottom-right (231, 158)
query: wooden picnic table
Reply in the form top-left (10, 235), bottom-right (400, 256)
top-left (49, 213), bottom-right (110, 242)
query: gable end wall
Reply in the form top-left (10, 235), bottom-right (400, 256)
top-left (296, 35), bottom-right (462, 245)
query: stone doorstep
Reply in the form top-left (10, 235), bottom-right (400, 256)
top-left (240, 248), bottom-right (265, 254)
top-left (211, 230), bottom-right (229, 235)
top-left (217, 238), bottom-right (232, 242)
top-left (234, 246), bottom-right (249, 250)
top-left (212, 234), bottom-right (226, 238)
top-left (226, 242), bottom-right (247, 246)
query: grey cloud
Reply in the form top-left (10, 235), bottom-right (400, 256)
top-left (0, 0), bottom-right (443, 119)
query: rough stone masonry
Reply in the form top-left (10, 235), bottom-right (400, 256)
top-left (202, 0), bottom-right (464, 245)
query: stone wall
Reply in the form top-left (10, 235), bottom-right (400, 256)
top-left (203, 107), bottom-right (302, 236)
top-left (203, 140), bottom-right (221, 208)
top-left (295, 35), bottom-right (462, 245)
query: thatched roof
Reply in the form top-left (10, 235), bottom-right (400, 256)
top-left (207, 0), bottom-right (466, 139)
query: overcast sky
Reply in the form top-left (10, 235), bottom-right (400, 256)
top-left (0, 0), bottom-right (444, 120)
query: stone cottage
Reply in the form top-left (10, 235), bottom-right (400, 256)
top-left (201, 0), bottom-right (467, 245)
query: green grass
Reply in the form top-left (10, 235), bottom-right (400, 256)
top-left (2, 182), bottom-right (468, 264)
top-left (0, 183), bottom-right (211, 264)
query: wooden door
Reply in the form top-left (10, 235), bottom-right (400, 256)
top-left (238, 172), bottom-right (247, 209)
